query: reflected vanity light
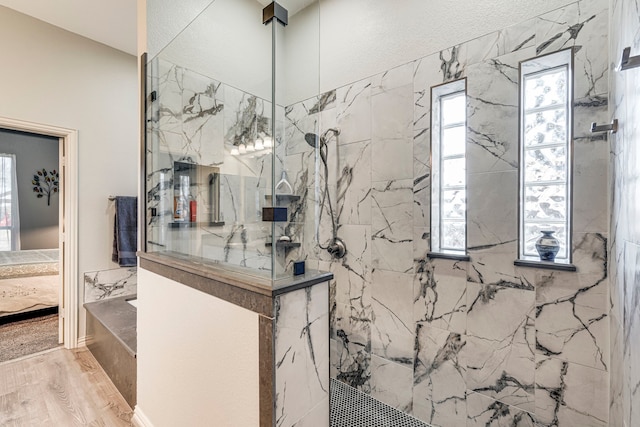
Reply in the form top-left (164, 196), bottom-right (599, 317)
top-left (231, 136), bottom-right (272, 157)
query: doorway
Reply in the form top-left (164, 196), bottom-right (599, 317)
top-left (0, 129), bottom-right (61, 361)
top-left (0, 116), bottom-right (78, 353)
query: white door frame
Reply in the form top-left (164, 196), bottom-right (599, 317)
top-left (0, 115), bottom-right (78, 349)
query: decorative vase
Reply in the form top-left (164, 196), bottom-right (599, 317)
top-left (535, 230), bottom-right (560, 261)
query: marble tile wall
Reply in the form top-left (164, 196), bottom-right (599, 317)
top-left (84, 267), bottom-right (137, 303)
top-left (274, 282), bottom-right (329, 427)
top-left (609, 0), bottom-right (640, 426)
top-left (283, 0), bottom-right (611, 425)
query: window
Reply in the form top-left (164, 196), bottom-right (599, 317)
top-left (519, 49), bottom-right (572, 263)
top-left (430, 79), bottom-right (467, 257)
top-left (0, 154), bottom-right (19, 251)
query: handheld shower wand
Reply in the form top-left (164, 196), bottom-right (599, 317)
top-left (304, 128), bottom-right (346, 259)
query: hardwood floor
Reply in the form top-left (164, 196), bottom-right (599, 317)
top-left (0, 347), bottom-right (133, 426)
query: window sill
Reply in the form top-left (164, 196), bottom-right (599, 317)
top-left (427, 252), bottom-right (471, 262)
top-left (514, 259), bottom-right (577, 272)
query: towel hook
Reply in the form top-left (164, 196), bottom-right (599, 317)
top-left (591, 119), bottom-right (618, 134)
top-left (617, 47), bottom-right (640, 71)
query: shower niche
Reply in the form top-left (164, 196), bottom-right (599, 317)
top-left (170, 161), bottom-right (224, 227)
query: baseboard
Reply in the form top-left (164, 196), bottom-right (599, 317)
top-left (132, 407), bottom-right (154, 427)
top-left (76, 335), bottom-right (88, 347)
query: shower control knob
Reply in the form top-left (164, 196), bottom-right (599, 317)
top-left (327, 237), bottom-right (347, 259)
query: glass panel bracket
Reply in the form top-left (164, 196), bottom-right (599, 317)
top-left (263, 2), bottom-right (288, 26)
top-left (262, 207), bottom-right (288, 222)
top-left (617, 47), bottom-right (640, 71)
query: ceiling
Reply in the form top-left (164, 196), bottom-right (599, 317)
top-left (0, 0), bottom-right (316, 56)
top-left (0, 0), bottom-right (138, 55)
top-left (255, 0), bottom-right (317, 17)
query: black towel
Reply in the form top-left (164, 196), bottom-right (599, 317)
top-left (112, 196), bottom-right (138, 267)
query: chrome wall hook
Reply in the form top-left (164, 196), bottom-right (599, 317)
top-left (591, 119), bottom-right (618, 134)
top-left (617, 47), bottom-right (640, 71)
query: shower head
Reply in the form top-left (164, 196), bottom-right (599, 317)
top-left (304, 132), bottom-right (320, 148)
top-left (304, 128), bottom-right (340, 148)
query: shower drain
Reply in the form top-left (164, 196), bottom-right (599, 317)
top-left (330, 378), bottom-right (432, 427)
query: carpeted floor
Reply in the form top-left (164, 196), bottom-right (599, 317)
top-left (0, 314), bottom-right (59, 363)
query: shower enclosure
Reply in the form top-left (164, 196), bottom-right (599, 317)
top-left (140, 1), bottom-right (335, 426)
top-left (141, 0), bottom-right (612, 426)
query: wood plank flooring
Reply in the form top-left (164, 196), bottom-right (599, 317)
top-left (0, 347), bottom-right (133, 426)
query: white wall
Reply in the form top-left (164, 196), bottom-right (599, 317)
top-left (135, 268), bottom-right (261, 427)
top-left (148, 0), bottom-right (272, 101)
top-left (282, 0), bottom-right (581, 99)
top-left (0, 5), bottom-right (138, 339)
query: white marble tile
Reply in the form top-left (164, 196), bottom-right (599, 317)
top-left (181, 68), bottom-right (225, 165)
top-left (155, 59), bottom-right (183, 133)
top-left (466, 282), bottom-right (535, 412)
top-left (466, 48), bottom-right (535, 174)
top-left (284, 100), bottom-right (319, 157)
top-left (624, 241), bottom-right (640, 427)
top-left (536, 0), bottom-right (609, 99)
top-left (535, 356), bottom-right (608, 427)
top-left (275, 283), bottom-right (329, 427)
top-left (369, 354), bottom-right (413, 412)
top-left (466, 170), bottom-right (518, 249)
top-left (466, 391), bottom-right (536, 427)
top-left (330, 224), bottom-right (372, 309)
top-left (330, 335), bottom-right (371, 393)
top-left (572, 232), bottom-right (608, 275)
top-left (499, 19), bottom-right (537, 56)
top-left (371, 269), bottom-right (414, 366)
top-left (371, 179), bottom-right (414, 274)
top-left (371, 83), bottom-right (414, 182)
top-left (413, 128), bottom-right (431, 230)
top-left (466, 31), bottom-right (504, 65)
top-left (335, 141), bottom-right (372, 226)
top-left (371, 62), bottom-right (414, 96)
top-left (331, 301), bottom-right (371, 387)
top-left (467, 240), bottom-right (536, 290)
top-left (413, 54), bottom-right (436, 130)
top-left (609, 315), bottom-right (624, 427)
top-left (572, 97), bottom-right (609, 234)
top-left (413, 257), bottom-right (467, 335)
top-left (84, 267), bottom-right (137, 303)
top-left (413, 324), bottom-right (467, 427)
top-left (336, 79), bottom-right (372, 145)
top-left (289, 397), bottom-right (329, 427)
top-left (535, 270), bottom-right (608, 371)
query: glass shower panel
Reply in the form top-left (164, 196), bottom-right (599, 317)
top-left (145, 0), bottom-right (275, 278)
top-left (144, 0), bottom-right (320, 281)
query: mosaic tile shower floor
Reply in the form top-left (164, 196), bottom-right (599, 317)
top-left (330, 378), bottom-right (431, 427)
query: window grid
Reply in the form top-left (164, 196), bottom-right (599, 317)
top-left (437, 90), bottom-right (466, 254)
top-left (520, 58), bottom-right (571, 261)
